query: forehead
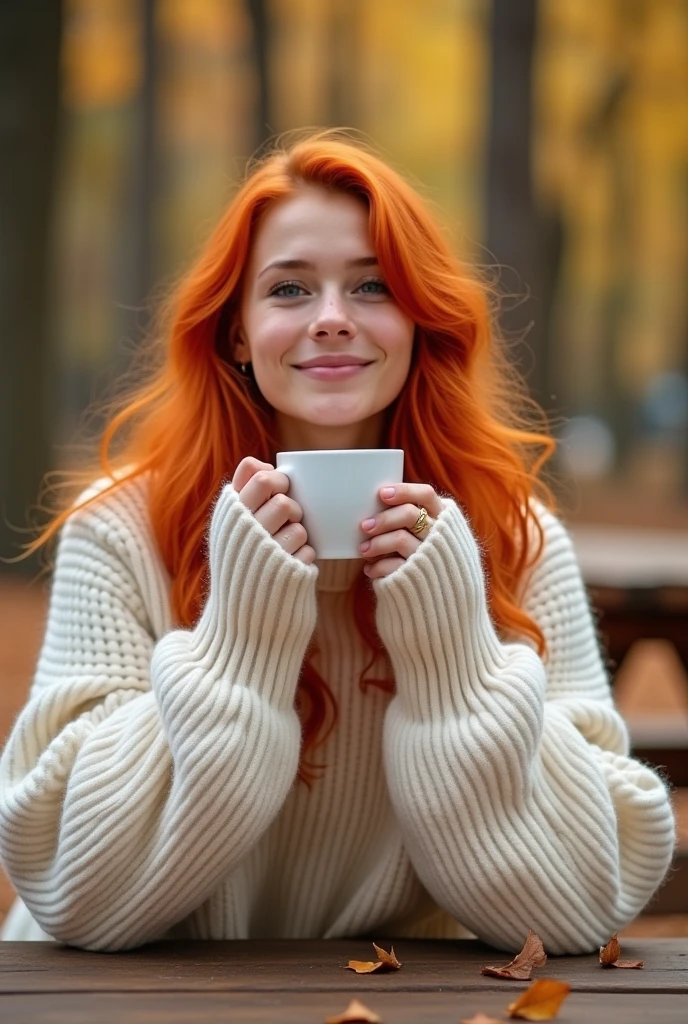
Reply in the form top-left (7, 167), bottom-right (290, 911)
top-left (249, 188), bottom-right (372, 266)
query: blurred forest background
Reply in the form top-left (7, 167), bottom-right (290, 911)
top-left (2, 0), bottom-right (688, 574)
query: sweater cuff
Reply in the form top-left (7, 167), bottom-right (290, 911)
top-left (184, 483), bottom-right (319, 710)
top-left (596, 748), bottom-right (677, 886)
top-left (372, 498), bottom-right (507, 721)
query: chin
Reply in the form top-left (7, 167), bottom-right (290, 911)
top-left (308, 416), bottom-right (375, 431)
top-left (292, 401), bottom-right (374, 423)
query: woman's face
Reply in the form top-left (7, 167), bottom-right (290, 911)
top-left (236, 187), bottom-right (415, 451)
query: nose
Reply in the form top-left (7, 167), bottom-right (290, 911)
top-left (308, 291), bottom-right (357, 340)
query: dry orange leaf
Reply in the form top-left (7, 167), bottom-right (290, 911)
top-left (481, 930), bottom-right (547, 980)
top-left (347, 961), bottom-right (385, 974)
top-left (325, 998), bottom-right (382, 1024)
top-left (599, 934), bottom-right (621, 965)
top-left (460, 1014), bottom-right (506, 1024)
top-left (346, 943), bottom-right (402, 974)
top-left (599, 933), bottom-right (643, 969)
top-left (373, 943), bottom-right (401, 968)
top-left (506, 979), bottom-right (571, 1020)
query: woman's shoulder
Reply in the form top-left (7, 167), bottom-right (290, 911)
top-left (516, 496), bottom-right (583, 604)
top-left (72, 466), bottom-right (150, 515)
top-left (443, 492), bottom-right (574, 564)
top-left (64, 467), bottom-right (154, 555)
top-left (56, 470), bottom-right (175, 618)
top-left (527, 497), bottom-right (577, 558)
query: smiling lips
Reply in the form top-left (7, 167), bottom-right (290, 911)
top-left (295, 354), bottom-right (373, 367)
top-left (296, 363), bottom-right (373, 380)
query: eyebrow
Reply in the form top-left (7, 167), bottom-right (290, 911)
top-left (258, 256), bottom-right (380, 279)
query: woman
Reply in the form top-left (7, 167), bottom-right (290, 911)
top-left (0, 130), bottom-right (674, 953)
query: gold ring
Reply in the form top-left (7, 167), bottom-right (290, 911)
top-left (410, 506), bottom-right (429, 536)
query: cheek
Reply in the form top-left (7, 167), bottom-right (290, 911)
top-left (374, 314), bottom-right (414, 394)
top-left (376, 306), bottom-right (414, 344)
top-left (379, 311), bottom-right (415, 371)
top-left (247, 311), bottom-right (299, 361)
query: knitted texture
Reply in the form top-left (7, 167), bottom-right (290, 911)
top-left (0, 476), bottom-right (675, 952)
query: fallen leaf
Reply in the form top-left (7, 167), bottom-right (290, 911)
top-left (372, 943), bottom-right (401, 969)
top-left (347, 960), bottom-right (384, 974)
top-left (599, 934), bottom-right (621, 965)
top-left (481, 930), bottom-right (547, 980)
top-left (599, 933), bottom-right (643, 969)
top-left (347, 943), bottom-right (402, 973)
top-left (325, 998), bottom-right (382, 1023)
top-left (460, 1014), bottom-right (506, 1024)
top-left (506, 979), bottom-right (571, 1020)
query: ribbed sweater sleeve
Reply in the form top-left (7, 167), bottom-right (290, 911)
top-left (373, 498), bottom-right (676, 954)
top-left (0, 481), bottom-right (318, 951)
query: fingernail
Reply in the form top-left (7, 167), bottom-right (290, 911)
top-left (360, 541), bottom-right (370, 552)
top-left (362, 518), bottom-right (376, 531)
top-left (381, 487), bottom-right (395, 498)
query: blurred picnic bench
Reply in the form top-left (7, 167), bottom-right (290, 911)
top-left (570, 523), bottom-right (688, 781)
top-left (570, 522), bottom-right (688, 915)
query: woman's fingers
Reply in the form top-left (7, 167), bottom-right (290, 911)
top-left (290, 541), bottom-right (317, 565)
top-left (253, 491), bottom-right (304, 538)
top-left (364, 555), bottom-right (405, 579)
top-left (231, 456), bottom-right (275, 494)
top-left (361, 502), bottom-right (431, 538)
top-left (232, 461), bottom-right (311, 558)
top-left (271, 520), bottom-right (310, 558)
top-left (237, 469), bottom-right (291, 514)
top-left (380, 483), bottom-right (443, 519)
top-left (360, 527), bottom-right (421, 561)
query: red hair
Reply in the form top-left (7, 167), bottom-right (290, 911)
top-left (22, 129), bottom-right (556, 784)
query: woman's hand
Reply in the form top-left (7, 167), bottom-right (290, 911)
top-left (232, 457), bottom-right (316, 565)
top-left (359, 483), bottom-right (445, 580)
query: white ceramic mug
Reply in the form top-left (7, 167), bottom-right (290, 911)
top-left (275, 449), bottom-right (405, 559)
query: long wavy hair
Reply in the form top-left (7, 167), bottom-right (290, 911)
top-left (22, 129), bottom-right (556, 784)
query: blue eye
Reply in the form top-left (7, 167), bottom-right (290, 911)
top-left (358, 278), bottom-right (388, 294)
top-left (270, 281), bottom-right (306, 298)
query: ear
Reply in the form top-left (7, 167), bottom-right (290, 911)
top-left (230, 323), bottom-right (250, 364)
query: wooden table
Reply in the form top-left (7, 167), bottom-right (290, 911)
top-left (0, 939), bottom-right (686, 1023)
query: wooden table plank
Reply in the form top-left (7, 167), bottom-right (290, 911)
top-left (0, 939), bottom-right (685, 993)
top-left (0, 990), bottom-right (687, 1024)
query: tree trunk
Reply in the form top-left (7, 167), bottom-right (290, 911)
top-left (328, 0), bottom-right (360, 128)
top-left (0, 1), bottom-right (63, 575)
top-left (485, 0), bottom-right (555, 409)
top-left (116, 0), bottom-right (159, 369)
top-left (246, 0), bottom-right (272, 149)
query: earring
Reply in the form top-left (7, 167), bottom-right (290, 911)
top-left (240, 363), bottom-right (246, 374)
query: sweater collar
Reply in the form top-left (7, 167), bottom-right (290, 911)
top-left (316, 558), bottom-right (365, 593)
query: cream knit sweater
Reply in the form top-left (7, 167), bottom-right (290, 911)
top-left (0, 474), bottom-right (675, 953)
